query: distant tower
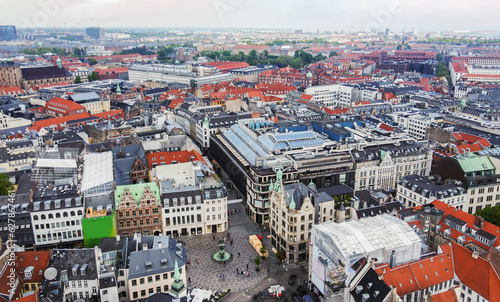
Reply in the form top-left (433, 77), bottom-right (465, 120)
top-left (56, 57), bottom-right (62, 68)
top-left (116, 83), bottom-right (121, 95)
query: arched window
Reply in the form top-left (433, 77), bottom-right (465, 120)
top-left (33, 215), bottom-right (38, 221)
top-left (70, 211), bottom-right (75, 217)
top-left (56, 213), bottom-right (61, 218)
top-left (63, 212), bottom-right (68, 217)
top-left (77, 210), bottom-right (83, 216)
top-left (41, 214), bottom-right (46, 220)
top-left (48, 214), bottom-right (53, 219)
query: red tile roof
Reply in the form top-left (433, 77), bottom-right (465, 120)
top-left (451, 242), bottom-right (500, 302)
top-left (15, 250), bottom-right (51, 283)
top-left (456, 142), bottom-right (484, 154)
top-left (431, 287), bottom-right (459, 302)
top-left (379, 123), bottom-right (394, 132)
top-left (146, 150), bottom-right (206, 170)
top-left (46, 97), bottom-right (86, 113)
top-left (323, 107), bottom-right (349, 115)
top-left (375, 243), bottom-right (455, 296)
top-left (0, 85), bottom-right (25, 95)
top-left (91, 109), bottom-right (124, 120)
top-left (29, 112), bottom-right (91, 132)
top-left (430, 200), bottom-right (500, 248)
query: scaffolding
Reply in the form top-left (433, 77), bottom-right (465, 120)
top-left (81, 151), bottom-right (114, 197)
top-left (31, 158), bottom-right (78, 186)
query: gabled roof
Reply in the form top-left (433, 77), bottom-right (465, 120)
top-left (29, 112), bottom-right (92, 131)
top-left (15, 250), bottom-right (51, 283)
top-left (21, 65), bottom-right (71, 81)
top-left (430, 288), bottom-right (459, 302)
top-left (451, 242), bottom-right (500, 302)
top-left (374, 243), bottom-right (454, 296)
top-left (46, 97), bottom-right (86, 112)
top-left (431, 200), bottom-right (500, 248)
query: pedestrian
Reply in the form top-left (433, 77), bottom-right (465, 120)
top-left (224, 261), bottom-right (226, 265)
top-left (246, 264), bottom-right (248, 269)
top-left (219, 274), bottom-right (222, 279)
top-left (236, 268), bottom-right (239, 274)
top-left (213, 235), bottom-right (215, 240)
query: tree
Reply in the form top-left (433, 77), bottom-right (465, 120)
top-left (0, 174), bottom-right (13, 196)
top-left (88, 58), bottom-right (98, 66)
top-left (222, 50), bottom-right (232, 57)
top-left (87, 71), bottom-right (99, 82)
top-left (291, 57), bottom-right (303, 69)
top-left (436, 53), bottom-right (444, 62)
top-left (260, 245), bottom-right (267, 257)
top-left (275, 250), bottom-right (284, 262)
top-left (475, 205), bottom-right (500, 227)
top-left (249, 49), bottom-right (258, 61)
top-left (254, 256), bottom-right (261, 265)
top-left (74, 76), bottom-right (82, 84)
top-left (329, 51), bottom-right (339, 57)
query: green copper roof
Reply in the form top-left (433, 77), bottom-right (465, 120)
top-left (114, 182), bottom-right (161, 208)
top-left (116, 83), bottom-right (121, 95)
top-left (268, 180), bottom-right (274, 192)
top-left (289, 195), bottom-right (296, 210)
top-left (456, 155), bottom-right (494, 173)
top-left (173, 258), bottom-right (180, 280)
top-left (276, 168), bottom-right (283, 181)
top-left (380, 149), bottom-right (386, 161)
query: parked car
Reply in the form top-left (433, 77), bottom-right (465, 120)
top-left (297, 286), bottom-right (307, 296)
top-left (303, 295), bottom-right (314, 302)
top-left (291, 293), bottom-right (301, 302)
top-left (288, 274), bottom-right (297, 285)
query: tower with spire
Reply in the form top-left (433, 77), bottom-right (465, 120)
top-left (168, 258), bottom-right (186, 298)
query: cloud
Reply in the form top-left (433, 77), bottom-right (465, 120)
top-left (1, 0), bottom-right (499, 31)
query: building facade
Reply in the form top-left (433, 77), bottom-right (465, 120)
top-left (114, 182), bottom-right (163, 237)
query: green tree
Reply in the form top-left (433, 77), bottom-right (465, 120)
top-left (87, 71), bottom-right (99, 82)
top-left (0, 174), bottom-right (13, 196)
top-left (275, 250), bottom-right (284, 262)
top-left (88, 58), bottom-right (98, 66)
top-left (254, 256), bottom-right (261, 266)
top-left (291, 57), bottom-right (303, 69)
top-left (436, 61), bottom-right (451, 84)
top-left (74, 76), bottom-right (83, 84)
top-left (329, 51), bottom-right (339, 57)
top-left (158, 49), bottom-right (168, 60)
top-left (222, 50), bottom-right (232, 57)
top-left (475, 205), bottom-right (500, 227)
top-left (166, 46), bottom-right (175, 54)
top-left (436, 53), bottom-right (444, 62)
top-left (249, 49), bottom-right (258, 61)
top-left (260, 245), bottom-right (267, 256)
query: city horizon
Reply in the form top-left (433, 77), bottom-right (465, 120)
top-left (2, 0), bottom-right (499, 34)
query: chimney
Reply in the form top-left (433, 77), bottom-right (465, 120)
top-left (370, 258), bottom-right (376, 269)
top-left (116, 235), bottom-right (120, 242)
top-left (472, 251), bottom-right (479, 259)
top-left (389, 250), bottom-right (396, 268)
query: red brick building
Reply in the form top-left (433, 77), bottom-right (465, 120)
top-left (258, 66), bottom-right (312, 87)
top-left (45, 97), bottom-right (87, 117)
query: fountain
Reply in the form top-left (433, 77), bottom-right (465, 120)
top-left (212, 238), bottom-right (231, 262)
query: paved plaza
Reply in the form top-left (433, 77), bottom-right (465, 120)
top-left (182, 202), bottom-right (272, 292)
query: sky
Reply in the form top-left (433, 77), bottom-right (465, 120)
top-left (1, 0), bottom-right (499, 32)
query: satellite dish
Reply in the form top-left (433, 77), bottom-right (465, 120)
top-left (44, 267), bottom-right (57, 281)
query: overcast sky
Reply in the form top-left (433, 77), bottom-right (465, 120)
top-left (1, 0), bottom-right (499, 32)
